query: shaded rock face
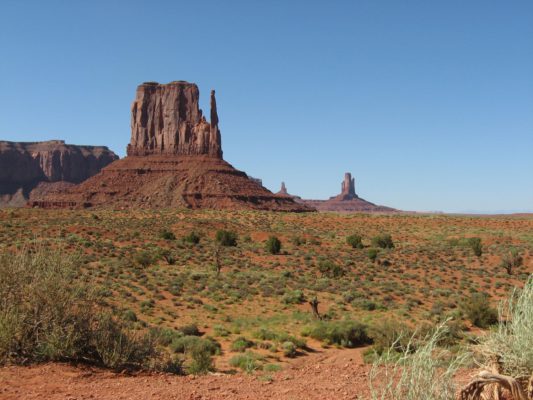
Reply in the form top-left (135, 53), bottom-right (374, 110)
top-left (0, 140), bottom-right (118, 206)
top-left (127, 81), bottom-right (222, 158)
top-left (32, 81), bottom-right (312, 212)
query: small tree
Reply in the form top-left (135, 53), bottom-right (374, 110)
top-left (215, 230), bottom-right (237, 247)
top-left (500, 248), bottom-right (523, 275)
top-left (265, 236), bottom-right (282, 254)
top-left (346, 234), bottom-right (363, 249)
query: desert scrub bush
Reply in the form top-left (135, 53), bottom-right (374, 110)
top-left (159, 230), bottom-right (176, 241)
top-left (265, 236), bottom-right (282, 255)
top-left (477, 275), bottom-right (533, 377)
top-left (368, 248), bottom-right (379, 262)
top-left (216, 230), bottom-right (238, 247)
top-left (231, 336), bottom-right (255, 352)
top-left (0, 247), bottom-right (174, 372)
top-left (281, 341), bottom-right (297, 357)
top-left (499, 248), bottom-right (523, 275)
top-left (183, 231), bottom-right (201, 245)
top-left (368, 321), bottom-right (468, 400)
top-left (229, 351), bottom-right (262, 373)
top-left (134, 250), bottom-right (153, 268)
top-left (346, 234), bottom-right (364, 249)
top-left (302, 320), bottom-right (371, 348)
top-left (461, 293), bottom-right (498, 328)
top-left (371, 234), bottom-right (394, 249)
top-left (318, 260), bottom-right (344, 277)
top-left (467, 237), bottom-right (482, 257)
top-left (282, 289), bottom-right (305, 304)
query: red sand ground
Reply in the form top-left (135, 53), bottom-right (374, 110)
top-left (0, 347), bottom-right (476, 400)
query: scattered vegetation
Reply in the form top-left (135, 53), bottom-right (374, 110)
top-left (346, 234), bottom-right (363, 249)
top-left (265, 236), bottom-right (282, 255)
top-left (215, 230), bottom-right (238, 247)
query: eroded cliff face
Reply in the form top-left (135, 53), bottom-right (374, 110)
top-left (31, 81), bottom-right (312, 212)
top-left (0, 140), bottom-right (118, 206)
top-left (127, 81), bottom-right (222, 158)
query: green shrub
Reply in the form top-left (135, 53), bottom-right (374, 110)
top-left (346, 234), bottom-right (363, 249)
top-left (265, 236), bottom-right (282, 254)
top-left (229, 351), bottom-right (261, 373)
top-left (499, 248), bottom-right (523, 275)
top-left (302, 320), bottom-right (371, 348)
top-left (368, 248), bottom-right (379, 262)
top-left (0, 247), bottom-right (171, 372)
top-left (467, 237), bottom-right (482, 257)
top-left (282, 290), bottom-right (305, 304)
top-left (216, 230), bottom-right (238, 247)
top-left (170, 335), bottom-right (220, 355)
top-left (183, 232), bottom-right (201, 245)
top-left (123, 310), bottom-right (138, 322)
top-left (160, 230), bottom-right (176, 241)
top-left (371, 234), bottom-right (394, 249)
top-left (318, 260), bottom-right (344, 277)
top-left (134, 251), bottom-right (153, 268)
top-left (187, 339), bottom-right (216, 374)
top-left (461, 293), bottom-right (497, 328)
top-left (231, 336), bottom-right (255, 352)
top-left (177, 324), bottom-right (201, 336)
top-left (281, 341), bottom-right (297, 357)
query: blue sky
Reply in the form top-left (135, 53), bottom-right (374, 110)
top-left (1, 0), bottom-right (532, 213)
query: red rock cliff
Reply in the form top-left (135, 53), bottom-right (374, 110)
top-left (127, 81), bottom-right (222, 158)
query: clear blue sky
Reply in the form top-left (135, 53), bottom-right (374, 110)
top-left (1, 0), bottom-right (532, 213)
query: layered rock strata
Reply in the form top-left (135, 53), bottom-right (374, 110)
top-left (0, 140), bottom-right (118, 207)
top-left (31, 81), bottom-right (312, 212)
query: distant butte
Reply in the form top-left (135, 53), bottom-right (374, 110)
top-left (302, 172), bottom-right (396, 212)
top-left (30, 81), bottom-right (312, 212)
top-left (0, 140), bottom-right (117, 207)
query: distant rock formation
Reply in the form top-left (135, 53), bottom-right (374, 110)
top-left (127, 82), bottom-right (222, 158)
top-left (31, 81), bottom-right (312, 212)
top-left (276, 182), bottom-right (303, 202)
top-left (0, 140), bottom-right (118, 207)
top-left (302, 172), bottom-right (396, 213)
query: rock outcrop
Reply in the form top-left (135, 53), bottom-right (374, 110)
top-left (127, 82), bottom-right (222, 158)
top-left (302, 172), bottom-right (396, 213)
top-left (276, 182), bottom-right (303, 202)
top-left (0, 140), bottom-right (118, 207)
top-left (31, 81), bottom-right (312, 212)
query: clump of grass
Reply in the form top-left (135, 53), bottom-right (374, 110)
top-left (229, 351), bottom-right (262, 373)
top-left (478, 275), bottom-right (533, 377)
top-left (368, 321), bottom-right (468, 400)
top-left (183, 231), bottom-right (201, 245)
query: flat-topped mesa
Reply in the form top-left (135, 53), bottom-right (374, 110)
top-left (127, 81), bottom-right (222, 158)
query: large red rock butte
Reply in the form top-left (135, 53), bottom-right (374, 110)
top-left (0, 140), bottom-right (118, 207)
top-left (303, 172), bottom-right (396, 212)
top-left (30, 81), bottom-right (312, 212)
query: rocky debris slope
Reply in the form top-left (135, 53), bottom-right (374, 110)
top-left (31, 81), bottom-right (312, 212)
top-left (303, 172), bottom-right (396, 212)
top-left (0, 140), bottom-right (118, 207)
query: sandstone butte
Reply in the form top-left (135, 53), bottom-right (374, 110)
top-left (301, 173), bottom-right (397, 212)
top-left (30, 81), bottom-right (312, 212)
top-left (0, 140), bottom-right (118, 207)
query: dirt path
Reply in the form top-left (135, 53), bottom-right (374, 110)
top-left (0, 348), bottom-right (372, 400)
